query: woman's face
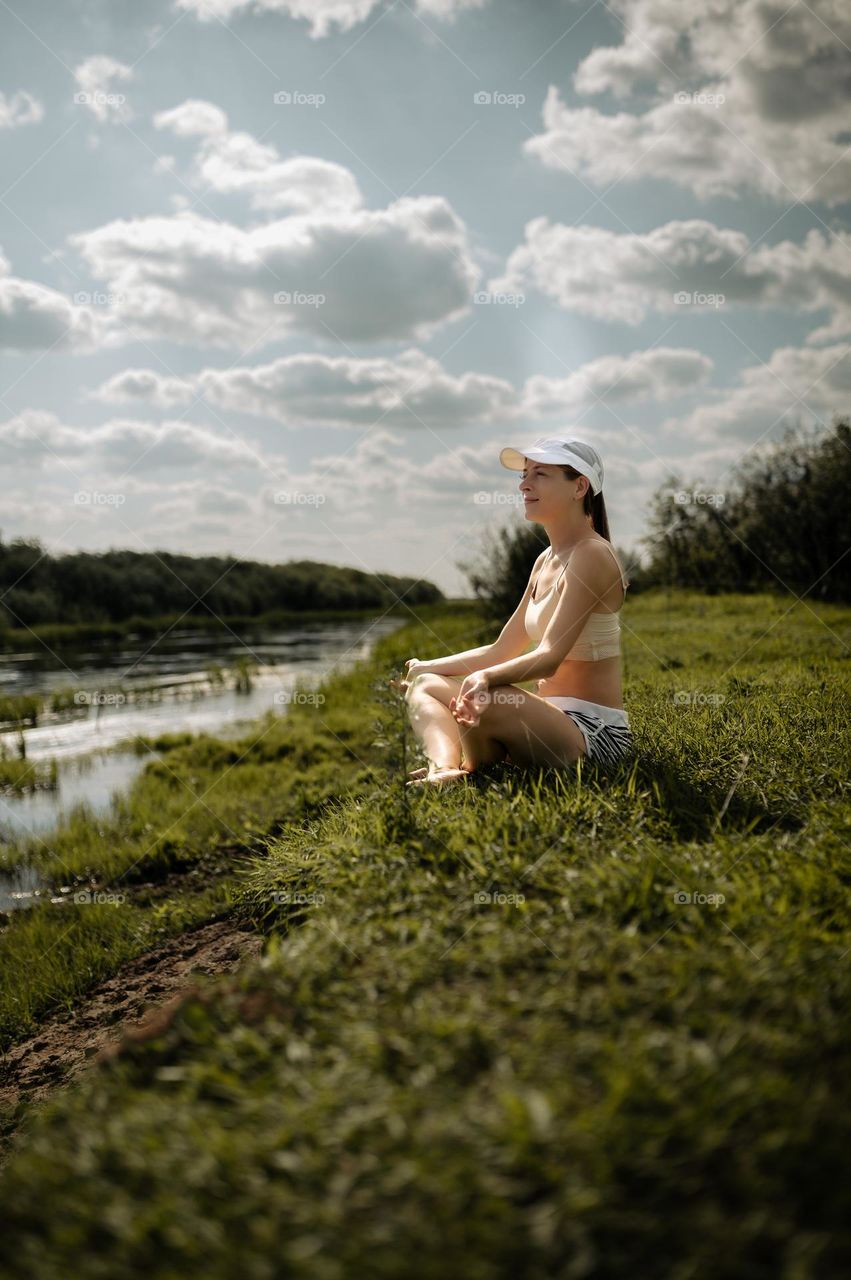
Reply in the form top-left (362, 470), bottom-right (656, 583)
top-left (519, 460), bottom-right (563, 516)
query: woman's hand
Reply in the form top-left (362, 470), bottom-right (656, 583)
top-left (450, 671), bottom-right (490, 726)
top-left (389, 657), bottom-right (427, 693)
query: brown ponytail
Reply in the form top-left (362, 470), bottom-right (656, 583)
top-left (558, 465), bottom-right (611, 541)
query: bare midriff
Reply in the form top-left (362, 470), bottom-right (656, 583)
top-left (535, 652), bottom-right (623, 708)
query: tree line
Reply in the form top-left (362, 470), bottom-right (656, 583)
top-left (0, 542), bottom-right (444, 631)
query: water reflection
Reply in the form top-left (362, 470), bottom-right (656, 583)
top-left (0, 615), bottom-right (403, 858)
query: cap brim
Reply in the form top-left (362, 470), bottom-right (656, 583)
top-left (499, 445), bottom-right (539, 470)
top-left (499, 446), bottom-right (523, 470)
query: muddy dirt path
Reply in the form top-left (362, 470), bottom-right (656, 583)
top-left (0, 915), bottom-right (265, 1151)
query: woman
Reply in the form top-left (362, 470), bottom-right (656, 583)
top-left (394, 435), bottom-right (635, 787)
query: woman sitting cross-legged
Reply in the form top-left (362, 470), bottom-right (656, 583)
top-left (391, 435), bottom-right (635, 787)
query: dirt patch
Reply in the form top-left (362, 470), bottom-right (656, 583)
top-left (0, 916), bottom-right (265, 1140)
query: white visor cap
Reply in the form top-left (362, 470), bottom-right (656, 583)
top-left (499, 436), bottom-right (604, 496)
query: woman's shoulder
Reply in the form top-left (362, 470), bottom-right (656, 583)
top-left (569, 537), bottom-right (624, 584)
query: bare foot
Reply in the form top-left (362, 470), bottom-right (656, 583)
top-left (408, 767), bottom-right (429, 779)
top-left (406, 766), bottom-right (471, 787)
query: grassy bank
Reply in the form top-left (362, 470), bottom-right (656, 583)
top-left (0, 605), bottom-right (483, 1046)
top-left (0, 590), bottom-right (849, 1277)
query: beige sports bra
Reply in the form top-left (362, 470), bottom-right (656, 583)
top-left (525, 540), bottom-right (627, 660)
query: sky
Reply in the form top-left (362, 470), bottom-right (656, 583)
top-left (1, 0), bottom-right (849, 597)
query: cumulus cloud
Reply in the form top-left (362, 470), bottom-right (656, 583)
top-left (87, 368), bottom-right (195, 411)
top-left (87, 343), bottom-right (713, 427)
top-left (525, 0), bottom-right (851, 206)
top-left (154, 100), bottom-right (363, 215)
top-left (0, 408), bottom-right (270, 472)
top-left (174, 0), bottom-right (488, 39)
top-left (89, 347), bottom-right (521, 428)
top-left (0, 90), bottom-right (44, 129)
top-left (492, 218), bottom-right (851, 341)
top-left (67, 195), bottom-right (479, 348)
top-left (4, 99), bottom-right (472, 352)
top-left (0, 249), bottom-right (106, 352)
top-left (73, 55), bottom-right (134, 124)
top-left (258, 427), bottom-right (504, 524)
top-left (659, 342), bottom-right (851, 442)
top-left (524, 347), bottom-right (713, 416)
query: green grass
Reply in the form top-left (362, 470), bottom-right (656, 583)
top-left (0, 880), bottom-right (234, 1051)
top-left (0, 751), bottom-right (57, 795)
top-left (0, 590), bottom-right (849, 1278)
top-left (0, 603), bottom-right (465, 1046)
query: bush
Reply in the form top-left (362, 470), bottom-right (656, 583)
top-left (641, 417), bottom-right (851, 600)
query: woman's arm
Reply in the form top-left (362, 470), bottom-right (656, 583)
top-left (412, 643), bottom-right (500, 677)
top-left (479, 648), bottom-right (557, 688)
top-left (411, 549), bottom-right (548, 680)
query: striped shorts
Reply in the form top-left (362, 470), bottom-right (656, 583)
top-left (543, 695), bottom-right (635, 766)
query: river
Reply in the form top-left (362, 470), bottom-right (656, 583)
top-left (0, 615), bottom-right (405, 905)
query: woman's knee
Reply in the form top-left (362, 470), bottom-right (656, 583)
top-left (405, 673), bottom-right (456, 705)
